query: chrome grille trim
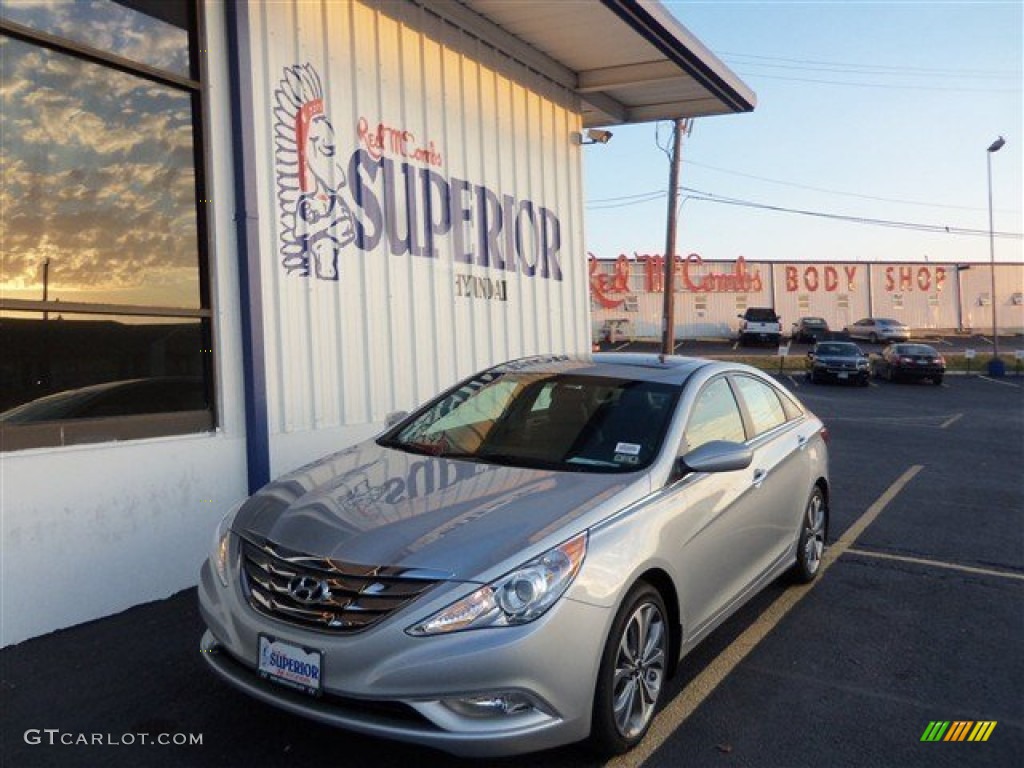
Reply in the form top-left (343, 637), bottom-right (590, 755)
top-left (239, 538), bottom-right (444, 633)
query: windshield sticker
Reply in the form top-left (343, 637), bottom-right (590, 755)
top-left (615, 442), bottom-right (641, 456)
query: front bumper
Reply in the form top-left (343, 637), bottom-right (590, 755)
top-left (811, 364), bottom-right (869, 382)
top-left (198, 558), bottom-right (609, 757)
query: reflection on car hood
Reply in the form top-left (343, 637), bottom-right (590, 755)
top-left (233, 439), bottom-right (641, 580)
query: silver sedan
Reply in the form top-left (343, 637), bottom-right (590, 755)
top-left (199, 354), bottom-right (830, 757)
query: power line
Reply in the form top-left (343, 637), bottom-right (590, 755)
top-left (679, 186), bottom-right (1024, 239)
top-left (732, 70), bottom-right (1019, 93)
top-left (586, 186), bottom-right (1024, 239)
top-left (682, 160), bottom-right (1010, 213)
top-left (718, 50), bottom-right (1018, 79)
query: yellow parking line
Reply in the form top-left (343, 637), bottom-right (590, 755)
top-left (605, 466), bottom-right (923, 768)
top-left (847, 547), bottom-right (1024, 582)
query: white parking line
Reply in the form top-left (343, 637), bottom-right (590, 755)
top-left (940, 413), bottom-right (963, 429)
top-left (606, 465), bottom-right (923, 768)
top-left (786, 375), bottom-right (801, 389)
top-left (846, 547), bottom-right (1024, 582)
top-left (979, 376), bottom-right (1022, 389)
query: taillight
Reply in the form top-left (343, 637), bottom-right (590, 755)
top-left (937, 356), bottom-right (946, 365)
top-left (819, 426), bottom-right (830, 445)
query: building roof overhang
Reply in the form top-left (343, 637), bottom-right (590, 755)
top-left (430, 0), bottom-right (756, 126)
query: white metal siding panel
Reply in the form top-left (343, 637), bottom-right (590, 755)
top-left (773, 263), bottom-right (871, 332)
top-left (868, 263), bottom-right (958, 329)
top-left (248, 0), bottom-right (586, 459)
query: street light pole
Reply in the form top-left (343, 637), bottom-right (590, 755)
top-left (986, 136), bottom-right (1005, 367)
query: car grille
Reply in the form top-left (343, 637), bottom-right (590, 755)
top-left (240, 538), bottom-right (443, 633)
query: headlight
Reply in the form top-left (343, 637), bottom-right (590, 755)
top-left (407, 532), bottom-right (588, 636)
top-left (211, 503), bottom-right (242, 588)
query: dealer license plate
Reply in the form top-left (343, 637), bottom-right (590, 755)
top-left (258, 635), bottom-right (322, 695)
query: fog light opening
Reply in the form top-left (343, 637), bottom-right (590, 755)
top-left (442, 691), bottom-right (545, 719)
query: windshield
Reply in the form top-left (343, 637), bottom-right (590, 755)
top-left (380, 372), bottom-right (681, 473)
top-left (816, 343), bottom-right (859, 356)
top-left (894, 345), bottom-right (937, 356)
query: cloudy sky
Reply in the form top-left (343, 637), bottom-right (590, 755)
top-left (584, 0), bottom-right (1023, 266)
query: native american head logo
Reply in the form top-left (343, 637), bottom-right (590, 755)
top-left (273, 64), bottom-right (354, 281)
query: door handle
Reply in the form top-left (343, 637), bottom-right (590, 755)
top-left (797, 434), bottom-right (809, 450)
top-left (752, 469), bottom-right (768, 488)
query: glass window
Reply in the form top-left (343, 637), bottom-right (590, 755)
top-left (683, 378), bottom-right (746, 453)
top-left (733, 376), bottom-right (787, 437)
top-left (0, 1), bottom-right (211, 451)
top-left (1, 36), bottom-right (201, 308)
top-left (383, 373), bottom-right (680, 473)
top-left (0, 0), bottom-right (192, 78)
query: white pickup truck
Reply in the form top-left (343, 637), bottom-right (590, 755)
top-left (737, 307), bottom-right (782, 346)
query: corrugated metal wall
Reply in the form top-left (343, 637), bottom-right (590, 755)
top-left (591, 257), bottom-right (1024, 339)
top-left (246, 0), bottom-right (587, 442)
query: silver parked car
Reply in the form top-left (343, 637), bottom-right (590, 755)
top-left (843, 317), bottom-right (911, 344)
top-left (199, 354), bottom-right (830, 757)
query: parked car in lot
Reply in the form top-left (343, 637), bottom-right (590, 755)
top-left (737, 307), bottom-right (782, 346)
top-left (844, 317), bottom-right (910, 344)
top-left (791, 317), bottom-right (830, 343)
top-left (871, 343), bottom-right (946, 384)
top-left (199, 354), bottom-right (830, 757)
top-left (806, 341), bottom-right (870, 386)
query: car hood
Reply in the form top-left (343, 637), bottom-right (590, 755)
top-left (232, 439), bottom-right (643, 580)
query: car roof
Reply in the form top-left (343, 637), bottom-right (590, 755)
top-left (490, 353), bottom-right (713, 386)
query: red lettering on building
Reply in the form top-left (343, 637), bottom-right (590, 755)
top-left (588, 252), bottom-right (630, 308)
top-left (844, 265), bottom-right (858, 290)
top-left (682, 254), bottom-right (762, 293)
top-left (786, 264), bottom-right (853, 292)
top-left (357, 117), bottom-right (443, 166)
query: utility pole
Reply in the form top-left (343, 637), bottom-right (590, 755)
top-left (660, 118), bottom-right (686, 355)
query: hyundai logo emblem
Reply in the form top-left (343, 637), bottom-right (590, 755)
top-left (287, 575), bottom-right (331, 604)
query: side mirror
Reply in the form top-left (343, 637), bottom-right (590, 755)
top-left (807, 351), bottom-right (815, 359)
top-left (678, 440), bottom-right (753, 475)
top-left (385, 410), bottom-right (409, 428)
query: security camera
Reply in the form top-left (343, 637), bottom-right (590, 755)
top-left (583, 129), bottom-right (613, 145)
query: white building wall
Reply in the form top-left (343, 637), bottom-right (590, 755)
top-left (958, 263), bottom-right (1024, 334)
top-left (590, 257), bottom-right (1023, 341)
top-left (246, 0), bottom-right (588, 475)
top-left (867, 263), bottom-right (959, 330)
top-left (773, 262), bottom-right (871, 334)
top-left (1, 2), bottom-right (249, 647)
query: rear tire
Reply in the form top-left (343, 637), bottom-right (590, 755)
top-left (869, 332), bottom-right (879, 344)
top-left (589, 583), bottom-right (669, 756)
top-left (933, 375), bottom-right (944, 385)
top-left (792, 487), bottom-right (828, 583)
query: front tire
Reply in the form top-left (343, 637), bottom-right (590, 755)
top-left (869, 332), bottom-right (878, 344)
top-left (792, 487), bottom-right (828, 583)
top-left (590, 583), bottom-right (669, 756)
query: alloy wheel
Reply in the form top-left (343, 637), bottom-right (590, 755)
top-left (803, 492), bottom-right (826, 576)
top-left (611, 601), bottom-right (666, 739)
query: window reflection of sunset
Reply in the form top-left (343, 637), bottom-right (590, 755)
top-left (0, 36), bottom-right (200, 309)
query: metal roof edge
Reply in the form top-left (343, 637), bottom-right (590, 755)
top-left (600, 0), bottom-right (757, 114)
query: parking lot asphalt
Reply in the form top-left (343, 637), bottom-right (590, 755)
top-left (599, 332), bottom-right (1024, 361)
top-left (2, 376), bottom-right (1021, 768)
